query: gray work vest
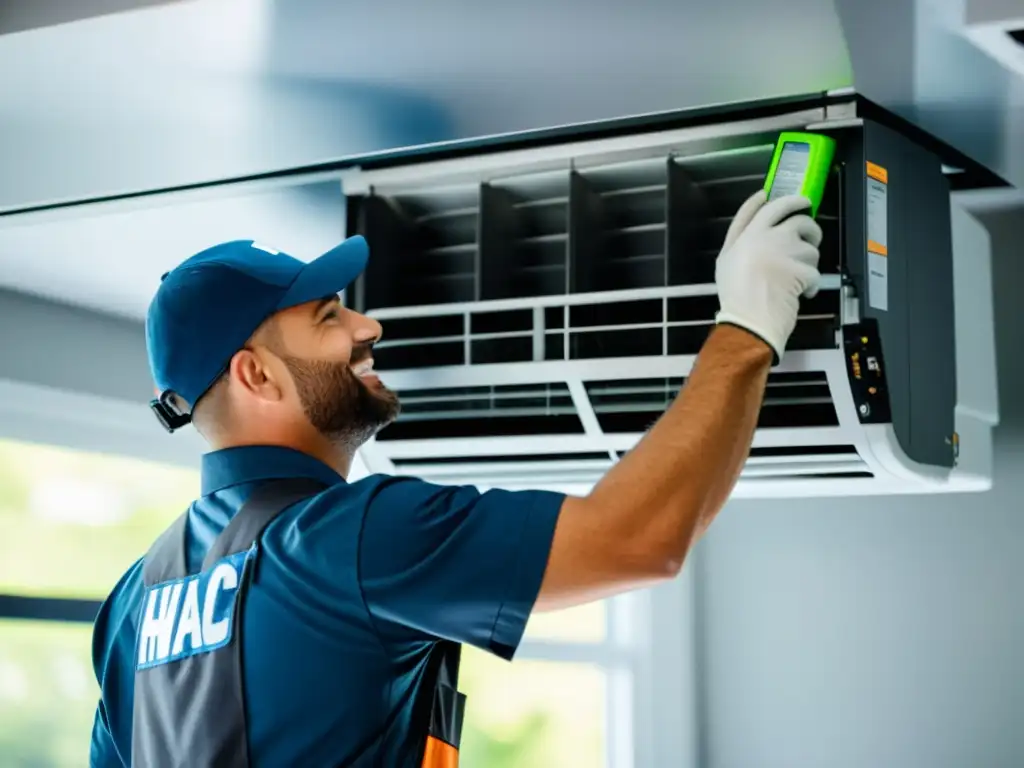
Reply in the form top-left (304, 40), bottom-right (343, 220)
top-left (130, 477), bottom-right (466, 768)
top-left (131, 477), bottom-right (326, 768)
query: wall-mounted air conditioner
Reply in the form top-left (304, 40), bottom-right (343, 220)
top-left (339, 93), bottom-right (1001, 498)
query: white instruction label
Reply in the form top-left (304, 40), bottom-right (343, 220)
top-left (867, 251), bottom-right (888, 312)
top-left (865, 162), bottom-right (889, 312)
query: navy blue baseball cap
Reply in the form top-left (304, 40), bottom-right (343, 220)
top-left (146, 236), bottom-right (369, 432)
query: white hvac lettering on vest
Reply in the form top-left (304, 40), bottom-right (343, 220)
top-left (137, 550), bottom-right (250, 669)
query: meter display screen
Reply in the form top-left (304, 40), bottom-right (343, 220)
top-left (767, 141), bottom-right (811, 200)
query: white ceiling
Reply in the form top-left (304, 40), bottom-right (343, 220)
top-left (0, 0), bottom-right (1020, 321)
top-left (0, 0), bottom-right (853, 211)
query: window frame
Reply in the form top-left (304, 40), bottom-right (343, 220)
top-left (0, 381), bottom-right (697, 768)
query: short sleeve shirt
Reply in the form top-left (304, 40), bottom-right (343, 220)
top-left (89, 445), bottom-right (564, 767)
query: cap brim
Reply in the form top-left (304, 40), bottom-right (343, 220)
top-left (276, 235), bottom-right (369, 310)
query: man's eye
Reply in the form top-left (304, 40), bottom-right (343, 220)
top-left (321, 309), bottom-right (338, 322)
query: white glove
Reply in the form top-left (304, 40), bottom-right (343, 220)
top-left (714, 190), bottom-right (823, 363)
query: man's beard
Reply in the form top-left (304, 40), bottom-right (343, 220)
top-left (281, 354), bottom-right (400, 453)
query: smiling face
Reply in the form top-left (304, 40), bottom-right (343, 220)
top-left (278, 295), bottom-right (401, 450)
top-left (214, 293), bottom-right (400, 455)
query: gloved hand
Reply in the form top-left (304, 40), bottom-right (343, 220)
top-left (714, 190), bottom-right (823, 363)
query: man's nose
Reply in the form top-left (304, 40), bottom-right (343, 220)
top-left (350, 311), bottom-right (383, 345)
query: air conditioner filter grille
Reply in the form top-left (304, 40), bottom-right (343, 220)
top-left (354, 143), bottom-right (841, 314)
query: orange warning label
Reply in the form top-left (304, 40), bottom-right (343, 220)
top-left (866, 162), bottom-right (888, 184)
top-left (867, 240), bottom-right (888, 256)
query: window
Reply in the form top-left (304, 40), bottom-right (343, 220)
top-left (524, 600), bottom-right (606, 643)
top-left (454, 599), bottom-right (615, 766)
top-left (459, 653), bottom-right (607, 767)
top-left (0, 620), bottom-right (95, 768)
top-left (0, 435), bottom-right (643, 767)
top-left (0, 438), bottom-right (197, 599)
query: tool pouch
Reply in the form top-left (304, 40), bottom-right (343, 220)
top-left (420, 640), bottom-right (465, 768)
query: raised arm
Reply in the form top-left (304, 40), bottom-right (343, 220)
top-left (535, 191), bottom-right (823, 611)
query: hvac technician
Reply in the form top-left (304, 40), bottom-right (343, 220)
top-left (89, 189), bottom-right (822, 767)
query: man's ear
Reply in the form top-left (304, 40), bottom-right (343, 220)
top-left (229, 348), bottom-right (285, 403)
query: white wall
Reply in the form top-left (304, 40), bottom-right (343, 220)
top-left (695, 204), bottom-right (1024, 768)
top-left (0, 286), bottom-right (207, 467)
top-left (0, 287), bottom-right (150, 402)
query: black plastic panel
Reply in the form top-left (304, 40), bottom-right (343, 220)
top-left (842, 320), bottom-right (893, 423)
top-left (840, 121), bottom-right (956, 468)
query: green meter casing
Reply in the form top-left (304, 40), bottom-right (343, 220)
top-left (763, 131), bottom-right (837, 218)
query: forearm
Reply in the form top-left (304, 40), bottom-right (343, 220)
top-left (536, 192), bottom-right (820, 610)
top-left (586, 324), bottom-right (772, 568)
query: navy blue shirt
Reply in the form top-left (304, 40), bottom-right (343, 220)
top-left (89, 445), bottom-right (564, 766)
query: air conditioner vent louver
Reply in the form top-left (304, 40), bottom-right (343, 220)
top-left (358, 141), bottom-right (842, 374)
top-left (379, 383), bottom-right (583, 441)
top-left (355, 142), bottom-right (842, 314)
top-left (585, 371), bottom-right (838, 432)
top-left (358, 186), bottom-right (480, 308)
top-left (380, 371), bottom-right (840, 445)
top-left (485, 171), bottom-right (570, 299)
top-left (383, 414), bottom-right (874, 487)
top-left (370, 288), bottom-right (839, 372)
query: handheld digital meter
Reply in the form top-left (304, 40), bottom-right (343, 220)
top-left (763, 131), bottom-right (837, 218)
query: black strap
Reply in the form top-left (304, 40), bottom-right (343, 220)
top-left (436, 640), bottom-right (461, 692)
top-left (142, 511), bottom-right (189, 584)
top-left (428, 640), bottom-right (465, 750)
top-left (202, 477), bottom-right (328, 570)
top-left (141, 477), bottom-right (328, 585)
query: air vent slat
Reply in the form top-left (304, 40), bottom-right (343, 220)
top-left (378, 383), bottom-right (585, 442)
top-left (518, 233), bottom-right (568, 245)
top-left (415, 206), bottom-right (478, 222)
top-left (400, 389), bottom-right (573, 407)
top-left (516, 196), bottom-right (569, 208)
top-left (393, 441), bottom-right (872, 487)
top-left (397, 452), bottom-right (612, 465)
top-left (423, 244), bottom-right (476, 256)
top-left (356, 190), bottom-right (479, 309)
top-left (740, 460), bottom-right (867, 478)
top-left (397, 406), bottom-right (578, 422)
top-left (420, 274), bottom-right (473, 283)
top-left (520, 263), bottom-right (565, 273)
top-left (378, 371), bottom-right (842, 450)
top-left (478, 182), bottom-right (569, 301)
top-left (745, 451), bottom-right (860, 466)
top-left (585, 372), bottom-right (839, 432)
